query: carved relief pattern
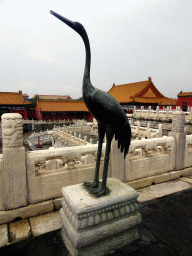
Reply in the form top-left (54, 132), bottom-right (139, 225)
top-left (35, 158), bottom-right (47, 173)
top-left (62, 198), bottom-right (138, 231)
top-left (2, 113), bottom-right (23, 148)
top-left (172, 113), bottom-right (185, 132)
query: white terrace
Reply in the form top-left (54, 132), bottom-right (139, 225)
top-left (27, 120), bottom-right (163, 149)
top-left (0, 111), bottom-right (192, 247)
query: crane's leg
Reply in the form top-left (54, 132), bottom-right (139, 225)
top-left (83, 123), bottom-right (105, 189)
top-left (90, 125), bottom-right (114, 197)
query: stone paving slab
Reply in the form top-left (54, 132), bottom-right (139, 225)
top-left (137, 179), bottom-right (192, 202)
top-left (1, 187), bottom-right (192, 255)
top-left (0, 199), bottom-right (54, 225)
top-left (29, 211), bottom-right (62, 237)
top-left (9, 219), bottom-right (31, 243)
top-left (180, 176), bottom-right (192, 184)
top-left (0, 224), bottom-right (8, 247)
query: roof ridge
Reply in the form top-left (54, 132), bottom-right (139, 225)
top-left (0, 91), bottom-right (21, 94)
top-left (115, 80), bottom-right (149, 87)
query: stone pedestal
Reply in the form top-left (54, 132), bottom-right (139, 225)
top-left (60, 178), bottom-right (141, 256)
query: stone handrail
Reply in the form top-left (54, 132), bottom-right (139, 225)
top-left (25, 143), bottom-right (106, 204)
top-left (185, 134), bottom-right (192, 168)
top-left (53, 127), bottom-right (91, 146)
top-left (111, 135), bottom-right (177, 184)
top-left (22, 119), bottom-right (73, 124)
top-left (28, 128), bottom-right (92, 147)
top-left (132, 106), bottom-right (192, 123)
top-left (131, 122), bottom-right (162, 139)
top-left (126, 136), bottom-right (176, 181)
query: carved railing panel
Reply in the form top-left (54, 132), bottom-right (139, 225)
top-left (26, 144), bottom-right (106, 203)
top-left (0, 154), bottom-right (5, 211)
top-left (125, 136), bottom-right (175, 181)
top-left (132, 106), bottom-right (192, 123)
top-left (185, 134), bottom-right (192, 168)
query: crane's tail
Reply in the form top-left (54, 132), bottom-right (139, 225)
top-left (115, 120), bottom-right (131, 159)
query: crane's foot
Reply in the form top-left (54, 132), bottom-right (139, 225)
top-left (89, 187), bottom-right (110, 197)
top-left (83, 181), bottom-right (100, 189)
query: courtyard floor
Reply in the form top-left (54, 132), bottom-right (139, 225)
top-left (0, 186), bottom-right (192, 256)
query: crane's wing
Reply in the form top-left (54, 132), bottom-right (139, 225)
top-left (86, 88), bottom-right (131, 158)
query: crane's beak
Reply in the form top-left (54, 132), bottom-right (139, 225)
top-left (50, 10), bottom-right (75, 29)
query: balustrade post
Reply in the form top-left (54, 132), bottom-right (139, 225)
top-left (32, 119), bottom-right (34, 131)
top-left (190, 108), bottom-right (192, 122)
top-left (140, 106), bottom-right (144, 117)
top-left (133, 106), bottom-right (136, 115)
top-left (169, 111), bottom-right (186, 170)
top-left (79, 134), bottom-right (81, 145)
top-left (156, 106), bottom-right (159, 118)
top-left (137, 121), bottom-right (140, 136)
top-left (158, 124), bottom-right (162, 137)
top-left (147, 122), bottom-right (150, 138)
top-left (148, 106), bottom-right (151, 118)
top-left (1, 113), bottom-right (27, 210)
top-left (166, 106), bottom-right (170, 119)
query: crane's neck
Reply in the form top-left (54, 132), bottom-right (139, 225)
top-left (81, 30), bottom-right (94, 95)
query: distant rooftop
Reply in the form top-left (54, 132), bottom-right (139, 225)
top-left (33, 94), bottom-right (72, 100)
top-left (0, 91), bottom-right (30, 105)
top-left (108, 77), bottom-right (177, 106)
top-left (178, 91), bottom-right (192, 97)
top-left (37, 100), bottom-right (89, 112)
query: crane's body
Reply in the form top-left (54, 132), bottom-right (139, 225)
top-left (50, 11), bottom-right (131, 197)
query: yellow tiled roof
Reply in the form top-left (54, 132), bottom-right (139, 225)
top-left (34, 95), bottom-right (72, 100)
top-left (108, 78), bottom-right (176, 105)
top-left (0, 91), bottom-right (30, 105)
top-left (133, 97), bottom-right (178, 106)
top-left (108, 80), bottom-right (150, 103)
top-left (178, 92), bottom-right (192, 97)
top-left (37, 100), bottom-right (89, 112)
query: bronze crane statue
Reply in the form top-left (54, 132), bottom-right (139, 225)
top-left (50, 11), bottom-right (131, 197)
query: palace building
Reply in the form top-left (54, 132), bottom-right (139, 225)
top-left (177, 91), bottom-right (192, 111)
top-left (33, 94), bottom-right (72, 101)
top-left (108, 77), bottom-right (177, 112)
top-left (0, 91), bottom-right (30, 120)
top-left (36, 100), bottom-right (93, 121)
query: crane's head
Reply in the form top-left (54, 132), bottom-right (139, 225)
top-left (50, 10), bottom-right (86, 39)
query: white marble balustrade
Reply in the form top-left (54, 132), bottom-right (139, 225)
top-left (131, 106), bottom-right (192, 123)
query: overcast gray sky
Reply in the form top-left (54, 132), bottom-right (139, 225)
top-left (0, 0), bottom-right (191, 99)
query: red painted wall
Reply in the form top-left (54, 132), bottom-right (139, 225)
top-left (35, 105), bottom-right (43, 120)
top-left (10, 109), bottom-right (27, 120)
top-left (178, 97), bottom-right (192, 110)
top-left (159, 106), bottom-right (176, 110)
top-left (27, 110), bottom-right (37, 120)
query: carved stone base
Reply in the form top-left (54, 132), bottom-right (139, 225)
top-left (60, 178), bottom-right (141, 256)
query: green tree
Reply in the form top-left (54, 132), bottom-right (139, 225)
top-left (75, 96), bottom-right (84, 101)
